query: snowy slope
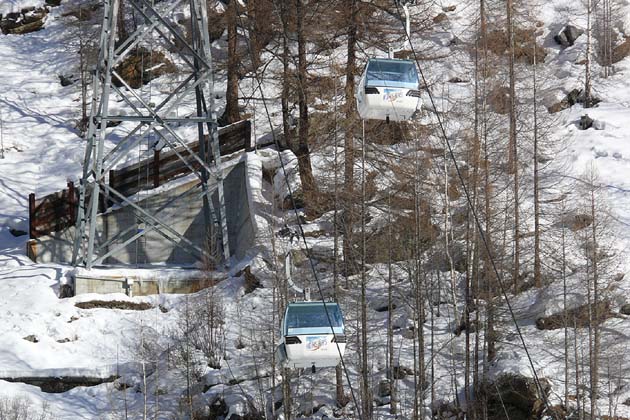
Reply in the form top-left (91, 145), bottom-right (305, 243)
top-left (1, 0), bottom-right (630, 419)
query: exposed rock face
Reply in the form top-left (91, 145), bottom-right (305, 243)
top-left (74, 300), bottom-right (153, 310)
top-left (366, 213), bottom-right (440, 265)
top-left (484, 374), bottom-right (551, 420)
top-left (612, 37), bottom-right (630, 64)
top-left (113, 47), bottom-right (177, 89)
top-left (536, 301), bottom-right (615, 330)
top-left (559, 213), bottom-right (593, 231)
top-left (241, 266), bottom-right (262, 294)
top-left (484, 27), bottom-right (547, 65)
top-left (488, 85), bottom-right (511, 115)
top-left (554, 25), bottom-right (584, 47)
top-left (281, 189), bottom-right (304, 210)
top-left (0, 7), bottom-right (49, 35)
top-left (548, 88), bottom-right (601, 113)
top-left (1, 376), bottom-right (118, 393)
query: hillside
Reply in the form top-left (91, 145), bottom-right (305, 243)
top-left (1, 0), bottom-right (630, 419)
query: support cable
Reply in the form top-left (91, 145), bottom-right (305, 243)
top-left (393, 1), bottom-right (552, 412)
top-left (234, 7), bottom-right (363, 419)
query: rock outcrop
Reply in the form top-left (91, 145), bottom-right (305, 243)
top-left (536, 301), bottom-right (615, 330)
top-left (554, 25), bottom-right (584, 47)
top-left (0, 7), bottom-right (49, 35)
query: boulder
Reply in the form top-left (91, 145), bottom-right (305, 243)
top-left (579, 114), bottom-right (594, 130)
top-left (554, 25), bottom-right (584, 47)
top-left (59, 284), bottom-right (74, 298)
top-left (612, 36), bottom-right (630, 64)
top-left (59, 74), bottom-right (74, 87)
top-left (9, 228), bottom-right (27, 237)
top-left (548, 88), bottom-right (601, 113)
top-left (241, 266), bottom-right (262, 294)
top-left (564, 25), bottom-right (584, 45)
top-left (536, 301), bottom-right (614, 330)
top-left (0, 7), bottom-right (49, 35)
top-left (113, 47), bottom-right (176, 89)
top-left (433, 13), bottom-right (448, 24)
top-left (377, 379), bottom-right (391, 397)
top-left (620, 304), bottom-right (630, 315)
top-left (281, 189), bottom-right (304, 210)
top-left (484, 374), bottom-right (550, 420)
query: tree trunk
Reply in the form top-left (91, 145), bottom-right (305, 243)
top-left (585, 0), bottom-right (593, 107)
top-left (343, 0), bottom-right (358, 275)
top-left (506, 0), bottom-right (520, 293)
top-left (294, 0), bottom-right (317, 213)
top-left (533, 39), bottom-right (542, 288)
top-left (332, 69), bottom-right (345, 408)
top-left (360, 124), bottom-right (371, 419)
top-left (590, 183), bottom-right (600, 420)
top-left (117, 0), bottom-right (128, 44)
top-left (562, 198), bottom-right (570, 409)
top-left (387, 193), bottom-right (397, 415)
top-left (224, 0), bottom-right (240, 124)
top-left (279, 0), bottom-right (293, 148)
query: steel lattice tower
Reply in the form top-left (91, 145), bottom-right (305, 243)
top-left (72, 0), bottom-right (230, 269)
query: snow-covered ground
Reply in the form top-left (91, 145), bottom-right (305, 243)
top-left (1, 0), bottom-right (630, 419)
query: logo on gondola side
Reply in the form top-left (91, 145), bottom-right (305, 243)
top-left (383, 88), bottom-right (403, 102)
top-left (305, 336), bottom-right (328, 351)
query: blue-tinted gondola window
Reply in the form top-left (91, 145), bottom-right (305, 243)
top-left (285, 304), bottom-right (343, 332)
top-left (366, 59), bottom-right (419, 89)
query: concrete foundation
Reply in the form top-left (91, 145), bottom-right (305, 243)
top-left (28, 159), bottom-right (255, 267)
top-left (73, 269), bottom-right (222, 296)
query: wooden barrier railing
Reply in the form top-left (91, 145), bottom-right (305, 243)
top-left (109, 120), bottom-right (251, 198)
top-left (29, 120), bottom-right (251, 239)
top-left (29, 182), bottom-right (76, 239)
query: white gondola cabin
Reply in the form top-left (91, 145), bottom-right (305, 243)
top-left (356, 58), bottom-right (422, 122)
top-left (277, 301), bottom-right (346, 370)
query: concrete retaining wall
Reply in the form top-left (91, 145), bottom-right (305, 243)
top-left (28, 159), bottom-right (255, 267)
top-left (73, 271), bottom-right (220, 296)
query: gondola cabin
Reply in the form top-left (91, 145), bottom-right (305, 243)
top-left (356, 58), bottom-right (422, 122)
top-left (277, 301), bottom-right (346, 370)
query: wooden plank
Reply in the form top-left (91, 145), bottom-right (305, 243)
top-left (34, 190), bottom-right (69, 212)
top-left (33, 216), bottom-right (73, 231)
top-left (29, 193), bottom-right (36, 239)
top-left (32, 203), bottom-right (72, 222)
top-left (67, 181), bottom-right (76, 226)
top-left (110, 119), bottom-right (250, 186)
